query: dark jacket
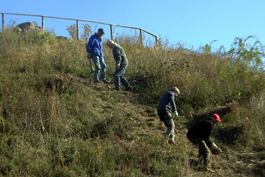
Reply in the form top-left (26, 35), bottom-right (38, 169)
top-left (187, 119), bottom-right (214, 147)
top-left (86, 33), bottom-right (104, 57)
top-left (113, 43), bottom-right (128, 65)
top-left (157, 91), bottom-right (177, 113)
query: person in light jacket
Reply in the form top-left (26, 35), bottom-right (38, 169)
top-left (106, 39), bottom-right (132, 91)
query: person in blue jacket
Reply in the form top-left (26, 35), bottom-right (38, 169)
top-left (157, 87), bottom-right (180, 144)
top-left (86, 28), bottom-right (110, 84)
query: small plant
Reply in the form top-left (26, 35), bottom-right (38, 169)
top-left (227, 35), bottom-right (265, 69)
top-left (66, 23), bottom-right (93, 41)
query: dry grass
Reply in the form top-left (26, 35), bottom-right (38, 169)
top-left (0, 27), bottom-right (265, 176)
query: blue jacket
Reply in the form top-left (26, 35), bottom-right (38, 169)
top-left (157, 91), bottom-right (177, 113)
top-left (86, 33), bottom-right (104, 57)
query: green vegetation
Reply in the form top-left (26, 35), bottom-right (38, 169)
top-left (0, 24), bottom-right (265, 176)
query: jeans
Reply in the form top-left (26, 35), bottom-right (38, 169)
top-left (92, 56), bottom-right (106, 81)
top-left (114, 64), bottom-right (131, 89)
top-left (158, 112), bottom-right (175, 142)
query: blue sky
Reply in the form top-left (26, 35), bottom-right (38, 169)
top-left (1, 0), bottom-right (265, 51)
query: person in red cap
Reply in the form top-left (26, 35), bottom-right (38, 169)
top-left (186, 114), bottom-right (221, 172)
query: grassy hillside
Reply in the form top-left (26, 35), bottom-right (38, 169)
top-left (0, 27), bottom-right (265, 176)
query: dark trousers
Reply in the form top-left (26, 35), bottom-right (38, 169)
top-left (187, 137), bottom-right (211, 167)
top-left (158, 112), bottom-right (175, 142)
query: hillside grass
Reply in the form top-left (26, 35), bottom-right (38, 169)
top-left (0, 27), bottom-right (265, 176)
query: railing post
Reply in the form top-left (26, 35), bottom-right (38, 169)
top-left (41, 16), bottom-right (44, 30)
top-left (155, 36), bottom-right (158, 46)
top-left (139, 28), bottom-right (143, 45)
top-left (2, 13), bottom-right (4, 32)
top-left (110, 25), bottom-right (113, 40)
top-left (76, 20), bottom-right (79, 40)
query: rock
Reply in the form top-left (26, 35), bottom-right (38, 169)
top-left (16, 22), bottom-right (35, 31)
top-left (15, 28), bottom-right (22, 33)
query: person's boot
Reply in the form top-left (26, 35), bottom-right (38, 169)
top-left (102, 79), bottom-right (111, 84)
top-left (125, 87), bottom-right (133, 91)
top-left (167, 139), bottom-right (176, 145)
top-left (94, 80), bottom-right (102, 84)
top-left (110, 87), bottom-right (120, 91)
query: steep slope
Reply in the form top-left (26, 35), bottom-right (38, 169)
top-left (48, 73), bottom-right (265, 177)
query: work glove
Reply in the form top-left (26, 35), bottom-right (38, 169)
top-left (87, 53), bottom-right (91, 58)
top-left (174, 111), bottom-right (178, 117)
top-left (115, 63), bottom-right (120, 70)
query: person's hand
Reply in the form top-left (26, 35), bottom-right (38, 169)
top-left (212, 142), bottom-right (218, 148)
top-left (115, 63), bottom-right (120, 70)
top-left (174, 111), bottom-right (178, 117)
top-left (87, 53), bottom-right (91, 58)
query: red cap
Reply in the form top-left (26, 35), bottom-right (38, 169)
top-left (211, 114), bottom-right (221, 122)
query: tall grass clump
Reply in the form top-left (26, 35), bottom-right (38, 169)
top-left (117, 36), bottom-right (265, 110)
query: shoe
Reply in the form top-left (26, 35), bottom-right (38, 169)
top-left (102, 79), bottom-right (111, 84)
top-left (125, 87), bottom-right (133, 91)
top-left (167, 140), bottom-right (175, 145)
top-left (94, 80), bottom-right (102, 83)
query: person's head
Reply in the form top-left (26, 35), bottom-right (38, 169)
top-left (106, 39), bottom-right (115, 48)
top-left (97, 28), bottom-right (105, 38)
top-left (211, 114), bottom-right (221, 125)
top-left (171, 87), bottom-right (180, 96)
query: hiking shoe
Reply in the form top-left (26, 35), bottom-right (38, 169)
top-left (102, 79), bottom-right (111, 84)
top-left (125, 87), bottom-right (133, 91)
top-left (94, 80), bottom-right (102, 83)
top-left (167, 140), bottom-right (175, 145)
top-left (110, 87), bottom-right (120, 91)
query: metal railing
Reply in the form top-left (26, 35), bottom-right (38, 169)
top-left (1, 12), bottom-right (158, 45)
